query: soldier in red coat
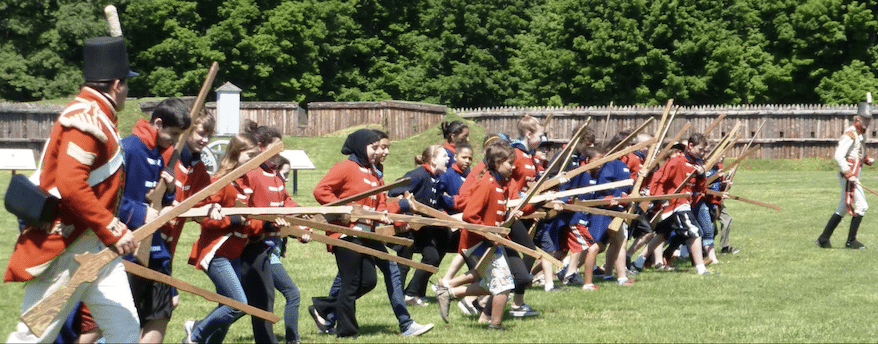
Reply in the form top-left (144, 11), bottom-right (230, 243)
top-left (6, 36), bottom-right (141, 343)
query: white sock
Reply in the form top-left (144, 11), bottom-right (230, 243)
top-left (544, 280), bottom-right (555, 291)
top-left (617, 277), bottom-right (629, 285)
top-left (696, 263), bottom-right (707, 275)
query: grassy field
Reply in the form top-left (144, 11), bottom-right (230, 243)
top-left (1, 109), bottom-right (877, 342)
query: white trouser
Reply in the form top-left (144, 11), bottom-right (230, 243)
top-left (836, 175), bottom-right (868, 216)
top-left (7, 232), bottom-right (139, 343)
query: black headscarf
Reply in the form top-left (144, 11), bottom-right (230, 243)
top-left (342, 129), bottom-right (380, 167)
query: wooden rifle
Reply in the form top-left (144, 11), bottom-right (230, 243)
top-left (21, 141), bottom-right (284, 337)
top-left (135, 61), bottom-right (220, 264)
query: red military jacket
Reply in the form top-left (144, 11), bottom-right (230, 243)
top-left (460, 171), bottom-right (510, 251)
top-left (188, 177), bottom-right (266, 270)
top-left (650, 151), bottom-right (706, 219)
top-left (314, 159), bottom-right (387, 248)
top-left (159, 147), bottom-right (213, 268)
top-left (6, 87), bottom-right (128, 282)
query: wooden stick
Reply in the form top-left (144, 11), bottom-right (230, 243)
top-left (555, 203), bottom-right (641, 220)
top-left (650, 122), bottom-right (693, 168)
top-left (404, 197), bottom-right (562, 266)
top-left (180, 206), bottom-right (353, 220)
top-left (21, 142), bottom-right (284, 336)
top-left (137, 61), bottom-right (220, 264)
top-left (509, 180), bottom-right (634, 207)
top-left (327, 177), bottom-right (411, 207)
top-left (727, 120), bottom-right (767, 184)
top-left (705, 190), bottom-right (781, 210)
top-left (703, 113), bottom-right (727, 139)
top-left (602, 103), bottom-right (612, 142)
top-left (282, 216), bottom-right (413, 247)
top-left (279, 224), bottom-right (438, 273)
top-left (573, 193), bottom-right (689, 207)
top-left (539, 137), bottom-right (655, 193)
top-left (859, 182), bottom-right (878, 197)
top-left (503, 118), bottom-right (593, 228)
top-left (606, 117), bottom-right (655, 155)
top-left (122, 261), bottom-right (280, 322)
top-left (706, 145), bottom-right (761, 185)
top-left (557, 117), bottom-right (593, 177)
top-left (351, 205), bottom-right (510, 236)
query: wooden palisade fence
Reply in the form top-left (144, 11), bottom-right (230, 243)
top-left (2, 101), bottom-right (875, 159)
top-left (455, 104), bottom-right (876, 159)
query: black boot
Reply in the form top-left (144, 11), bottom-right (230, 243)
top-left (817, 213), bottom-right (843, 248)
top-left (846, 216), bottom-right (866, 249)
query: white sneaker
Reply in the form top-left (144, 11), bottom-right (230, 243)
top-left (402, 322), bottom-right (434, 337)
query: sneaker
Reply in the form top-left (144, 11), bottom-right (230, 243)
top-left (182, 319), bottom-right (199, 344)
top-left (544, 286), bottom-right (570, 292)
top-left (458, 299), bottom-right (477, 316)
top-left (582, 283), bottom-right (600, 290)
top-left (308, 305), bottom-right (331, 334)
top-left (593, 266), bottom-right (606, 276)
top-left (487, 323), bottom-right (504, 331)
top-left (405, 295), bottom-right (430, 306)
top-left (720, 246), bottom-right (741, 254)
top-left (632, 256), bottom-right (646, 270)
top-left (401, 322), bottom-right (434, 337)
top-left (846, 240), bottom-right (867, 249)
top-left (562, 273), bottom-right (584, 286)
top-left (554, 265), bottom-right (568, 283)
top-left (509, 304), bottom-right (541, 317)
top-left (531, 274), bottom-right (545, 286)
top-left (816, 238), bottom-right (832, 248)
top-left (436, 286), bottom-right (451, 323)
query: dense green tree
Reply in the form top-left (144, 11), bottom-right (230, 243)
top-left (3, 0), bottom-right (878, 106)
top-left (1, 0), bottom-right (108, 100)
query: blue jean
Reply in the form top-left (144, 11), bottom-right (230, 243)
top-left (327, 241), bottom-right (413, 332)
top-left (270, 249), bottom-right (300, 342)
top-left (192, 256), bottom-right (246, 344)
top-left (693, 201), bottom-right (715, 246)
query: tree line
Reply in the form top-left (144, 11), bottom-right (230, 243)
top-left (3, 0), bottom-right (878, 107)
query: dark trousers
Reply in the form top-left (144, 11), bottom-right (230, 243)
top-left (313, 237), bottom-right (378, 337)
top-left (241, 241), bottom-right (277, 344)
top-left (404, 226), bottom-right (452, 297)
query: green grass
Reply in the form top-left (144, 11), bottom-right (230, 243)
top-left (2, 113), bottom-right (878, 342)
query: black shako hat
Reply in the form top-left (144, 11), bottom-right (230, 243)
top-left (82, 36), bottom-right (139, 82)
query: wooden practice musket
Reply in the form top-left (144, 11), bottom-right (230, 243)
top-left (122, 261), bottom-right (279, 322)
top-left (278, 223), bottom-right (438, 273)
top-left (508, 180), bottom-right (635, 207)
top-left (706, 145), bottom-right (761, 185)
top-left (136, 61), bottom-right (220, 264)
top-left (552, 203), bottom-right (641, 220)
top-left (726, 120), bottom-right (767, 185)
top-left (606, 117), bottom-right (655, 155)
top-left (573, 193), bottom-right (689, 208)
top-left (179, 206), bottom-right (354, 221)
top-left (556, 117), bottom-right (593, 178)
top-left (404, 196), bottom-right (562, 267)
top-left (650, 122), bottom-right (693, 170)
top-left (649, 124), bottom-right (741, 225)
top-left (539, 138), bottom-right (655, 193)
top-left (282, 216), bottom-right (412, 247)
top-left (705, 189), bottom-right (781, 210)
top-left (21, 141), bottom-right (285, 337)
top-left (351, 204), bottom-right (510, 236)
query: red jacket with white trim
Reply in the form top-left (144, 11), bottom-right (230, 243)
top-left (6, 87), bottom-right (128, 282)
top-left (188, 177), bottom-right (266, 270)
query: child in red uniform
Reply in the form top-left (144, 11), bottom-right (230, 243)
top-left (184, 132), bottom-right (285, 343)
top-left (436, 143), bottom-right (520, 330)
top-left (642, 134), bottom-right (710, 274)
top-left (309, 129), bottom-right (395, 338)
